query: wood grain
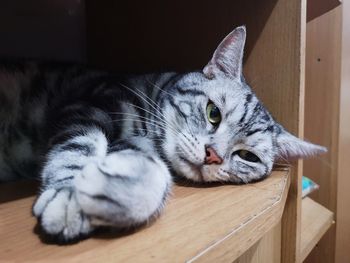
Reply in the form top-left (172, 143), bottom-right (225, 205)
top-left (307, 0), bottom-right (341, 22)
top-left (243, 0), bottom-right (307, 262)
top-left (300, 198), bottom-right (334, 261)
top-left (335, 1), bottom-right (350, 261)
top-left (0, 171), bottom-right (289, 262)
top-left (304, 5), bottom-right (342, 263)
top-left (234, 223), bottom-right (281, 263)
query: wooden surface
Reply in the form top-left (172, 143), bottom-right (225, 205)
top-left (300, 198), bottom-right (334, 261)
top-left (304, 6), bottom-right (342, 263)
top-left (243, 0), bottom-right (306, 262)
top-left (336, 1), bottom-right (350, 261)
top-left (234, 223), bottom-right (281, 263)
top-left (307, 0), bottom-right (341, 22)
top-left (0, 171), bottom-right (289, 262)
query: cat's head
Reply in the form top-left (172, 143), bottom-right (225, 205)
top-left (161, 26), bottom-right (326, 183)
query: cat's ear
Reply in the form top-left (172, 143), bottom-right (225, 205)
top-left (276, 129), bottom-right (327, 160)
top-left (203, 26), bottom-right (246, 79)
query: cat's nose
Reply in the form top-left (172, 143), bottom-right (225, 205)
top-left (205, 146), bottom-right (223, 165)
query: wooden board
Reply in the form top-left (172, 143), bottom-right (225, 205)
top-left (0, 171), bottom-right (289, 262)
top-left (304, 6), bottom-right (342, 263)
top-left (300, 198), bottom-right (334, 261)
top-left (234, 223), bottom-right (281, 263)
top-left (307, 0), bottom-right (341, 22)
top-left (242, 0), bottom-right (306, 262)
top-left (336, 1), bottom-right (350, 262)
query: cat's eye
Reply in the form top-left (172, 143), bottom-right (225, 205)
top-left (206, 102), bottom-right (221, 125)
top-left (234, 150), bottom-right (260, 163)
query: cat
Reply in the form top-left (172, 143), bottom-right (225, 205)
top-left (0, 26), bottom-right (326, 242)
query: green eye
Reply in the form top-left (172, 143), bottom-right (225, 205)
top-left (235, 150), bottom-right (260, 163)
top-left (206, 102), bottom-right (221, 125)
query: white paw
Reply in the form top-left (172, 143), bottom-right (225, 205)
top-left (74, 151), bottom-right (171, 227)
top-left (33, 188), bottom-right (93, 242)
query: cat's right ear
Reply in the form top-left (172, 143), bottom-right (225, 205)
top-left (275, 128), bottom-right (327, 160)
top-left (203, 26), bottom-right (246, 80)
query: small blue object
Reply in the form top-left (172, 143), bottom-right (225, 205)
top-left (302, 176), bottom-right (319, 198)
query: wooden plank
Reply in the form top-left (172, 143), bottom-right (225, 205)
top-left (0, 171), bottom-right (289, 262)
top-left (336, 1), bottom-right (350, 261)
top-left (300, 198), bottom-right (334, 261)
top-left (243, 0), bottom-right (306, 262)
top-left (304, 6), bottom-right (342, 263)
top-left (307, 0), bottom-right (341, 22)
top-left (233, 223), bottom-right (281, 263)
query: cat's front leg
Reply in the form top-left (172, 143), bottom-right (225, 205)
top-left (33, 128), bottom-right (108, 242)
top-left (75, 138), bottom-right (172, 228)
top-left (34, 133), bottom-right (172, 242)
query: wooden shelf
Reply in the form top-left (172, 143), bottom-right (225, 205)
top-left (300, 197), bottom-right (334, 261)
top-left (0, 170), bottom-right (289, 262)
top-left (307, 0), bottom-right (341, 21)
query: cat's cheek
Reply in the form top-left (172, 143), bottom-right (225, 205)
top-left (236, 164), bottom-right (271, 183)
top-left (174, 158), bottom-right (202, 181)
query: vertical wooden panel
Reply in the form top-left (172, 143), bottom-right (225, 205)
top-left (234, 223), bottom-right (281, 263)
top-left (307, 0), bottom-right (341, 22)
top-left (243, 0), bottom-right (306, 262)
top-left (304, 6), bottom-right (342, 263)
top-left (336, 1), bottom-right (350, 261)
top-left (241, 2), bottom-right (307, 262)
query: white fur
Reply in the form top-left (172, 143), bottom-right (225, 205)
top-left (34, 130), bottom-right (171, 240)
top-left (75, 150), bottom-right (171, 226)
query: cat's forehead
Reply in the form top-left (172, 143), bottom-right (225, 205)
top-left (204, 78), bottom-right (247, 99)
top-left (180, 73), bottom-right (248, 101)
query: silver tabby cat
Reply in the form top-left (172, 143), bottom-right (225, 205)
top-left (0, 26), bottom-right (325, 242)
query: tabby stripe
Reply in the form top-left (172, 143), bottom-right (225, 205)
top-left (49, 129), bottom-right (83, 147)
top-left (177, 88), bottom-right (206, 97)
top-left (59, 117), bottom-right (112, 136)
top-left (78, 191), bottom-right (126, 209)
top-left (167, 97), bottom-right (187, 119)
top-left (246, 128), bottom-right (263, 137)
top-left (55, 176), bottom-right (74, 184)
top-left (238, 94), bottom-right (253, 125)
top-left (108, 140), bottom-right (142, 153)
top-left (162, 73), bottom-right (184, 91)
top-left (64, 165), bottom-right (83, 170)
top-left (37, 188), bottom-right (63, 216)
top-left (60, 142), bottom-right (94, 156)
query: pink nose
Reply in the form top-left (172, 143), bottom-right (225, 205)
top-left (205, 146), bottom-right (223, 165)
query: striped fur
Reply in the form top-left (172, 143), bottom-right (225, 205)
top-left (0, 26), bottom-right (326, 242)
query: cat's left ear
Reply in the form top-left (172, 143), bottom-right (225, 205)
top-left (203, 26), bottom-right (246, 79)
top-left (276, 128), bottom-right (327, 160)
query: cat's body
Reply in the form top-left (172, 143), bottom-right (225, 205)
top-left (0, 61), bottom-right (175, 181)
top-left (0, 27), bottom-right (325, 242)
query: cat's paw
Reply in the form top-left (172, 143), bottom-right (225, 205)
top-left (33, 188), bottom-right (93, 243)
top-left (74, 150), bottom-right (171, 228)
